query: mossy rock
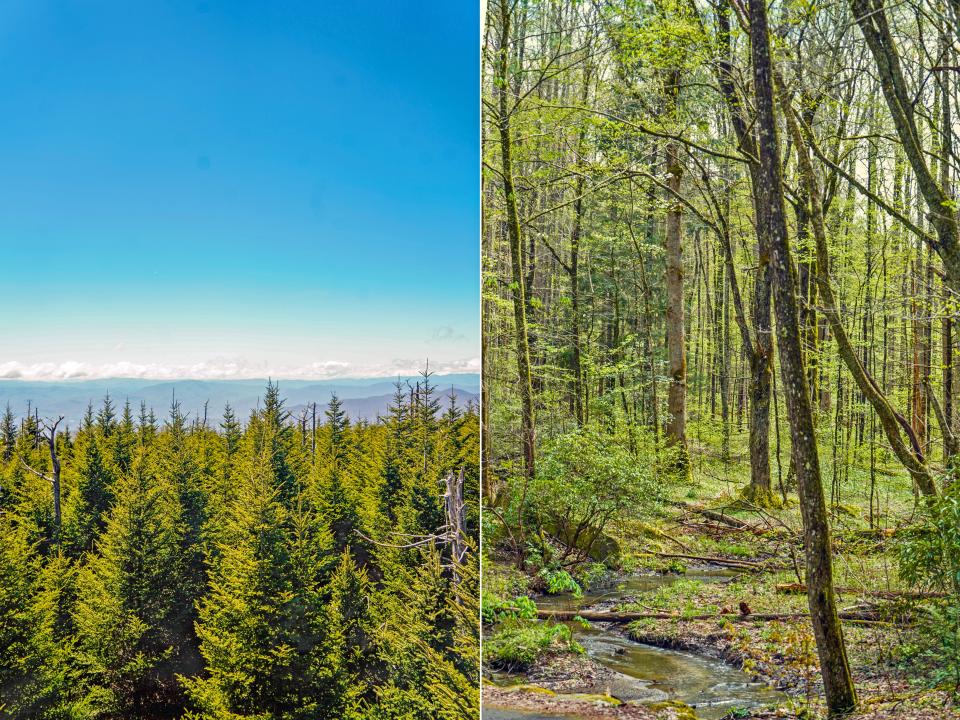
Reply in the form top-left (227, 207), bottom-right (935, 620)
top-left (591, 533), bottom-right (622, 566)
top-left (832, 503), bottom-right (858, 517)
top-left (511, 684), bottom-right (557, 696)
top-left (567, 692), bottom-right (622, 705)
top-left (648, 699), bottom-right (698, 720)
top-left (543, 525), bottom-right (622, 566)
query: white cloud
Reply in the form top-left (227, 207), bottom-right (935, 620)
top-left (0, 357), bottom-right (480, 382)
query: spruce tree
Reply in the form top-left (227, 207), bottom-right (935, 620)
top-left (185, 458), bottom-right (337, 719)
top-left (65, 434), bottom-right (116, 556)
top-left (113, 400), bottom-right (136, 473)
top-left (73, 452), bottom-right (188, 717)
top-left (0, 518), bottom-right (39, 714)
top-left (253, 382), bottom-right (300, 502)
top-left (96, 394), bottom-right (116, 438)
top-left (138, 401), bottom-right (157, 446)
top-left (1, 404), bottom-right (16, 462)
top-left (325, 393), bottom-right (350, 467)
top-left (15, 556), bottom-right (81, 719)
top-left (220, 403), bottom-right (241, 458)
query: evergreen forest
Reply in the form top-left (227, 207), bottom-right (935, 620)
top-left (481, 0), bottom-right (960, 718)
top-left (0, 375), bottom-right (479, 720)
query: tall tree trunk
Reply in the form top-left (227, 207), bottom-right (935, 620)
top-left (748, 0), bottom-right (858, 713)
top-left (663, 68), bottom-right (689, 475)
top-left (494, 0), bottom-right (536, 491)
top-left (570, 186), bottom-right (585, 427)
top-left (939, 31), bottom-right (955, 460)
top-left (747, 214), bottom-right (773, 500)
top-left (714, 1), bottom-right (772, 498)
top-left (780, 88), bottom-right (938, 499)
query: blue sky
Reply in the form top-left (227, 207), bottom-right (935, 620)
top-left (0, 1), bottom-right (478, 380)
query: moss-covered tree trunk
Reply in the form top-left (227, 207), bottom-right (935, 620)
top-left (714, 1), bottom-right (772, 501)
top-left (748, 0), bottom-right (857, 713)
top-left (663, 68), bottom-right (689, 476)
top-left (494, 0), bottom-right (536, 491)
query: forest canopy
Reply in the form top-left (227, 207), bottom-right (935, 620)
top-left (0, 374), bottom-right (479, 720)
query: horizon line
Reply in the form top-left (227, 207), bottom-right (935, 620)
top-left (0, 358), bottom-right (481, 383)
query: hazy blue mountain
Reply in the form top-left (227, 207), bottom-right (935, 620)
top-left (0, 375), bottom-right (479, 428)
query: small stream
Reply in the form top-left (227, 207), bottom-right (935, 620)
top-left (484, 571), bottom-right (785, 720)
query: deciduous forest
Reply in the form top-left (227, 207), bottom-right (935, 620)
top-left (481, 0), bottom-right (960, 717)
top-left (0, 375), bottom-right (479, 719)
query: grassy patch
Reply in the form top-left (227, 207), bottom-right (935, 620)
top-left (483, 619), bottom-right (583, 671)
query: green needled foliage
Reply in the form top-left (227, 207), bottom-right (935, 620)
top-left (64, 434), bottom-right (115, 556)
top-left (0, 518), bottom-right (39, 712)
top-left (73, 452), bottom-right (188, 717)
top-left (0, 379), bottom-right (478, 719)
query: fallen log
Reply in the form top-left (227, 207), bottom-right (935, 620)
top-left (668, 501), bottom-right (756, 530)
top-left (652, 551), bottom-right (762, 571)
top-left (775, 583), bottom-right (947, 600)
top-left (533, 608), bottom-right (894, 625)
top-left (678, 519), bottom-right (745, 536)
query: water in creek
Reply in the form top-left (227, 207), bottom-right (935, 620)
top-left (484, 571), bottom-right (786, 720)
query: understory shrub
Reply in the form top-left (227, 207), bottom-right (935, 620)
top-left (481, 594), bottom-right (537, 624)
top-left (526, 429), bottom-right (655, 561)
top-left (897, 474), bottom-right (960, 690)
top-left (539, 568), bottom-right (582, 597)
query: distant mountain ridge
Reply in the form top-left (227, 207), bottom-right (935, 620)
top-left (0, 375), bottom-right (479, 428)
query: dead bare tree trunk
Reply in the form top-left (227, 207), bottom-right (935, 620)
top-left (20, 415), bottom-right (64, 549)
top-left (444, 469), bottom-right (468, 585)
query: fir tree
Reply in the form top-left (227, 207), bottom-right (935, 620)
top-left (81, 403), bottom-right (95, 433)
top-left (325, 393), bottom-right (350, 467)
top-left (0, 518), bottom-right (39, 713)
top-left (138, 401), bottom-right (157, 446)
top-left (73, 452), bottom-right (188, 717)
top-left (317, 549), bottom-right (373, 719)
top-left (0, 375), bottom-right (479, 719)
top-left (185, 460), bottom-right (337, 719)
top-left (378, 387), bottom-right (412, 525)
top-left (96, 394), bottom-right (116, 438)
top-left (113, 400), bottom-right (136, 473)
top-left (1, 404), bottom-right (16, 462)
top-left (317, 464), bottom-right (362, 559)
top-left (254, 382), bottom-right (300, 502)
top-left (220, 403), bottom-right (241, 458)
top-left (160, 396), bottom-right (207, 641)
top-left (15, 556), bottom-right (81, 719)
top-left (22, 404), bottom-right (40, 451)
top-left (443, 388), bottom-right (460, 423)
top-left (65, 434), bottom-right (115, 556)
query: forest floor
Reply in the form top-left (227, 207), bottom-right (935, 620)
top-left (483, 449), bottom-right (960, 719)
